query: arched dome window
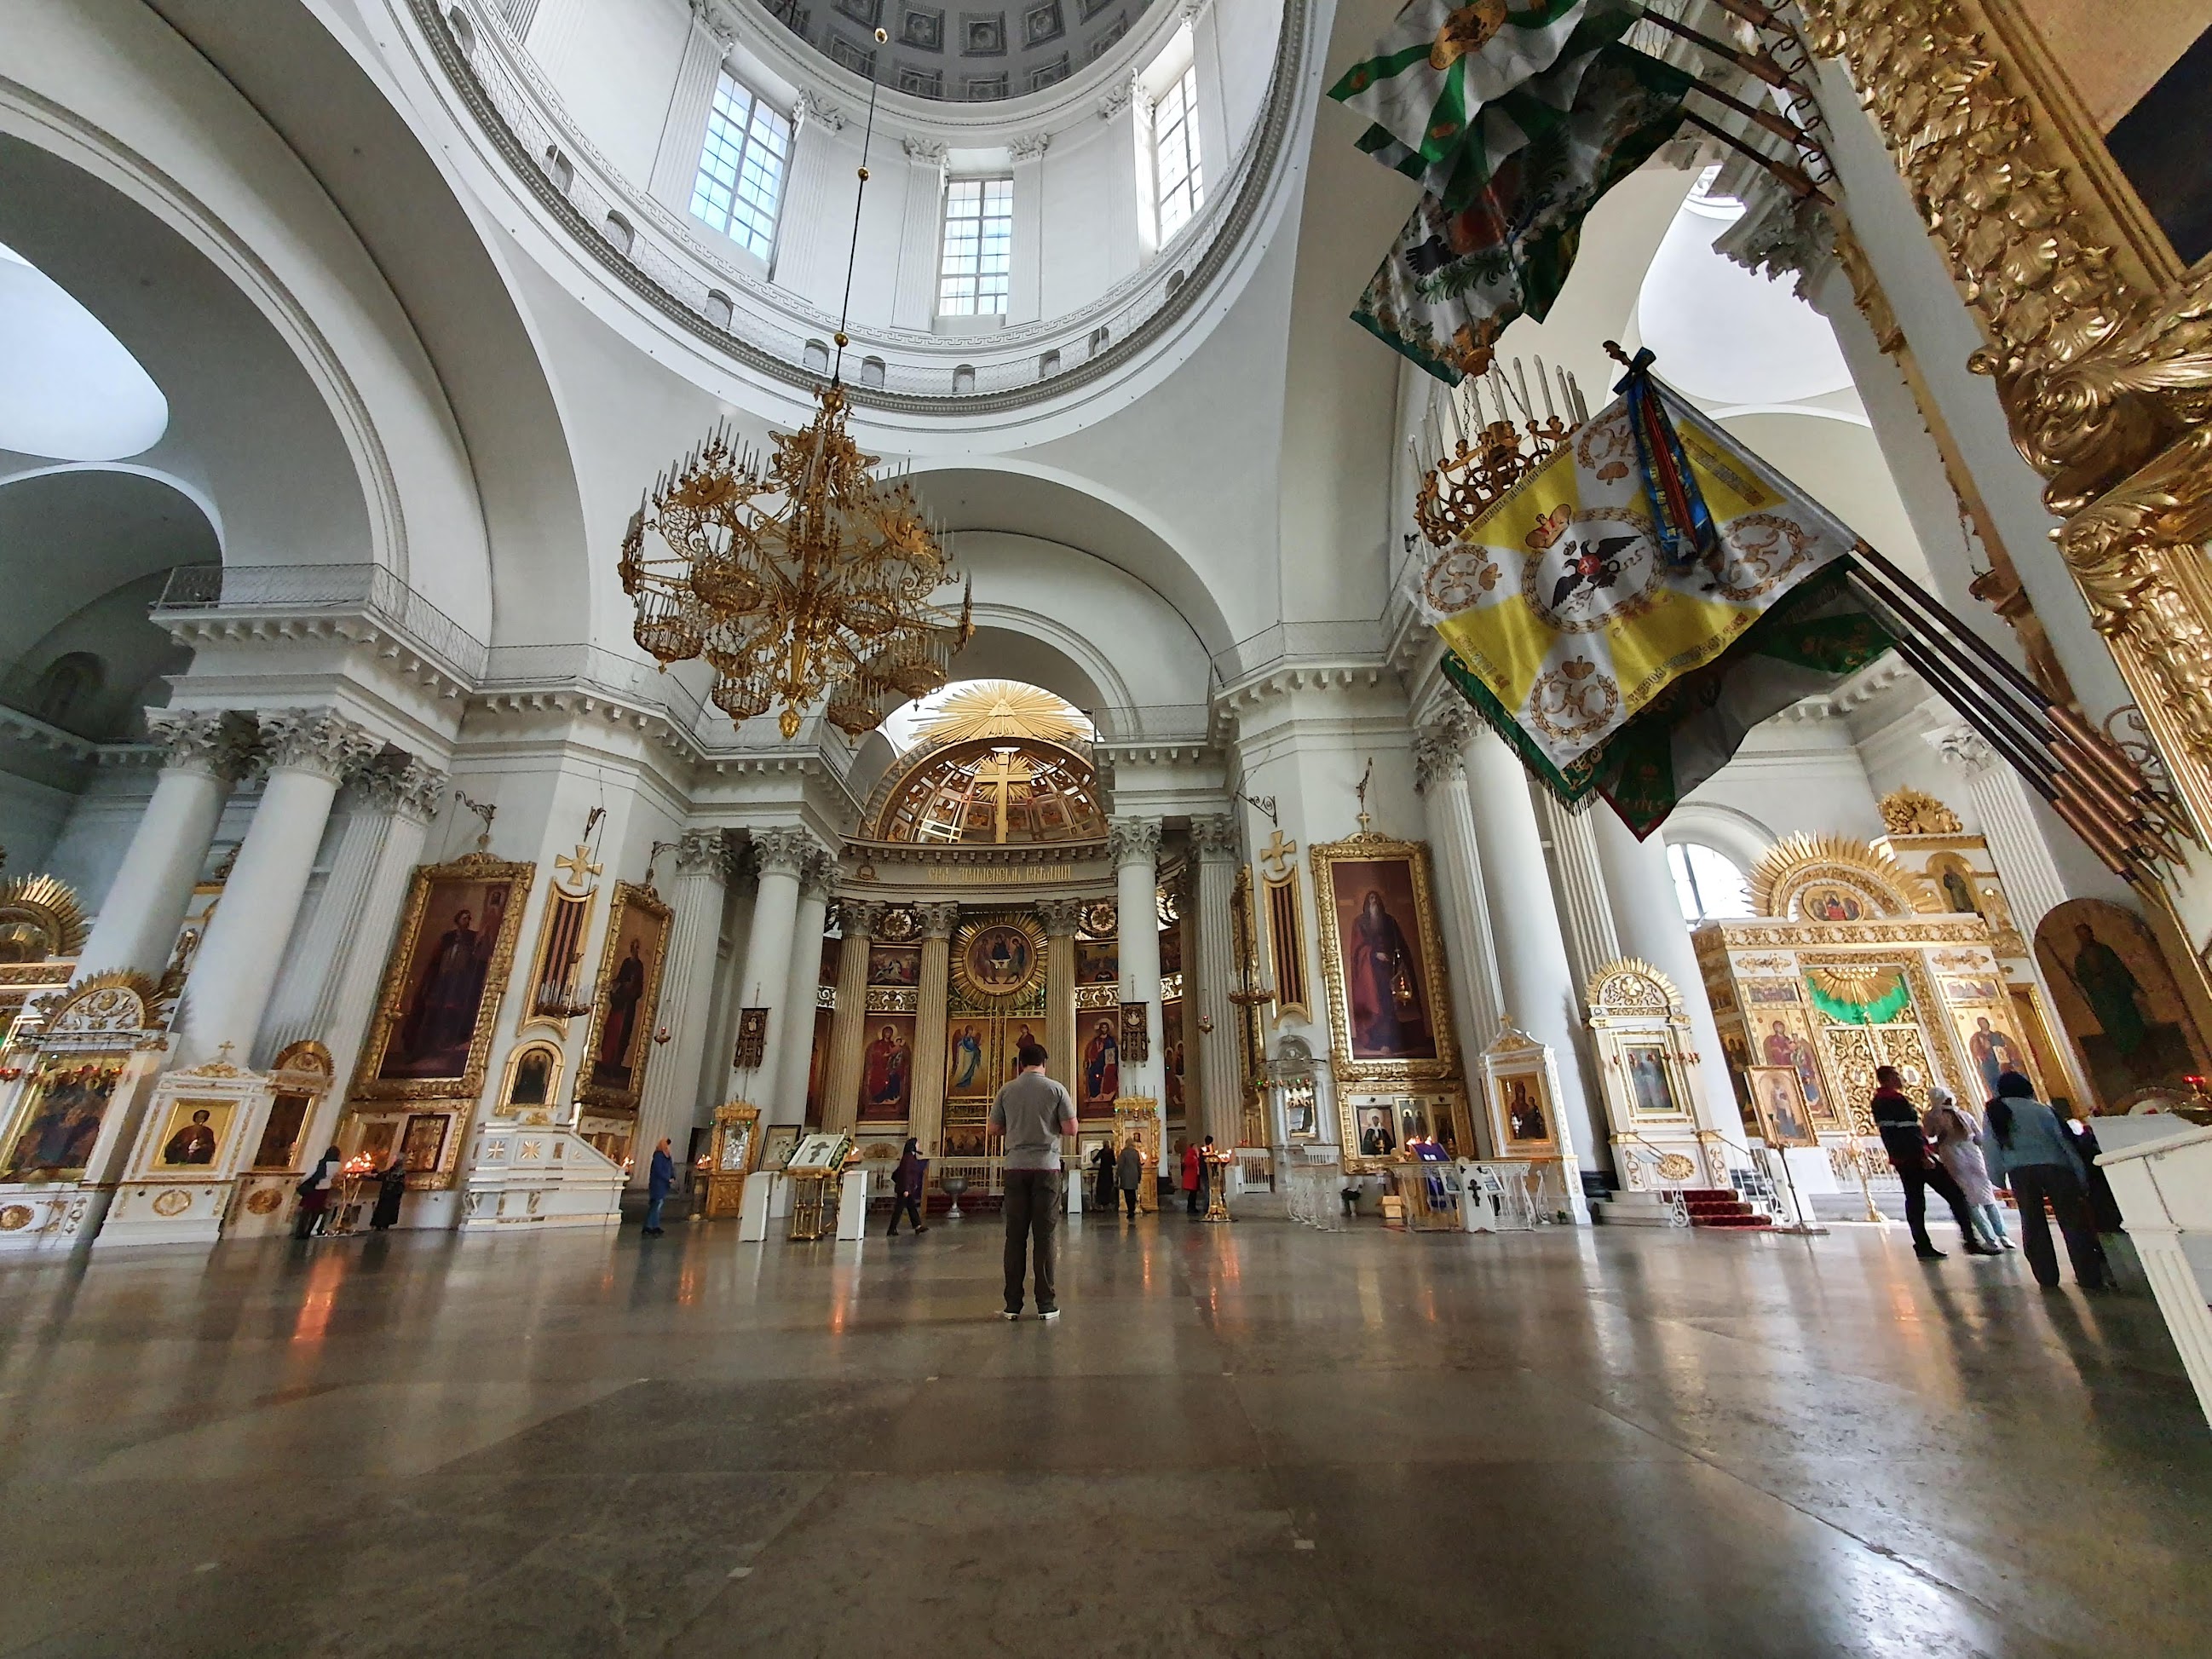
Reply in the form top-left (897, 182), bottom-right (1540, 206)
top-left (1668, 841), bottom-right (1752, 925)
top-left (31, 652), bottom-right (101, 726)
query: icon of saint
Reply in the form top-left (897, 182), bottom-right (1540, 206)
top-left (163, 1108), bottom-right (217, 1166)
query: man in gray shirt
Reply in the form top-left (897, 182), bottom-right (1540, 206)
top-left (990, 1040), bottom-right (1079, 1320)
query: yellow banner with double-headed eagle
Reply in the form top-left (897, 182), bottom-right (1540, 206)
top-left (1414, 382), bottom-right (1860, 781)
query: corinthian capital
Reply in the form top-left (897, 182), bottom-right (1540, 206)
top-left (148, 709), bottom-right (253, 781)
top-left (257, 710), bottom-right (382, 782)
top-left (1189, 814), bottom-right (1239, 860)
top-left (800, 845), bottom-right (840, 899)
top-left (395, 758), bottom-right (450, 822)
top-left (795, 89), bottom-right (845, 133)
top-left (751, 825), bottom-right (815, 875)
top-left (917, 902), bottom-right (960, 939)
top-left (1036, 898), bottom-right (1084, 936)
top-left (902, 137), bottom-right (948, 166)
top-left (1927, 723), bottom-right (1998, 775)
top-left (838, 899), bottom-right (884, 939)
top-left (1413, 708), bottom-right (1472, 793)
top-left (1108, 816), bottom-right (1161, 867)
top-left (676, 828), bottom-right (730, 878)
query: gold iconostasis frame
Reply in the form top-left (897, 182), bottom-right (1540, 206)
top-left (1802, 1), bottom-right (2212, 921)
top-left (1696, 829), bottom-right (2079, 1139)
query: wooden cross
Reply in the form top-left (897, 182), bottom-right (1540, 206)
top-left (972, 747), bottom-right (1034, 844)
top-left (1259, 828), bottom-right (1299, 881)
top-left (554, 842), bottom-right (603, 890)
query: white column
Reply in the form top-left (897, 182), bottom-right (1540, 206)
top-left (1184, 0), bottom-right (1230, 205)
top-left (259, 757), bottom-right (447, 1066)
top-left (646, 3), bottom-right (731, 210)
top-left (73, 711), bottom-right (247, 982)
top-left (1111, 817), bottom-right (1164, 1163)
top-left (909, 902), bottom-right (958, 1155)
top-left (1189, 815), bottom-right (1245, 1148)
top-left (773, 93), bottom-right (848, 302)
top-left (892, 140), bottom-right (947, 330)
top-left (1927, 724), bottom-right (2130, 933)
top-left (1039, 898), bottom-right (1080, 1099)
top-left (1413, 712), bottom-right (1505, 1054)
top-left (296, 761), bottom-right (443, 1162)
top-left (1590, 806), bottom-right (1746, 1154)
top-left (1461, 726), bottom-right (1603, 1163)
top-left (821, 899), bottom-right (879, 1135)
top-left (1097, 82), bottom-right (1144, 285)
top-left (1534, 789), bottom-right (1622, 1005)
top-left (773, 847), bottom-right (834, 1122)
top-left (174, 711), bottom-right (381, 1067)
top-left (1008, 133), bottom-right (1049, 325)
top-left (631, 829), bottom-right (729, 1182)
top-left (728, 827), bottom-right (807, 1115)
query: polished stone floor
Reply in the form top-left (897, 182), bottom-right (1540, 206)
top-left (1, 1211), bottom-right (2207, 1657)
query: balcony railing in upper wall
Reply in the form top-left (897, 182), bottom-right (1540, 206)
top-left (412, 0), bottom-right (1305, 412)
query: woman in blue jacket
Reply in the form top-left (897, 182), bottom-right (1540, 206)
top-left (1979, 1073), bottom-right (2108, 1289)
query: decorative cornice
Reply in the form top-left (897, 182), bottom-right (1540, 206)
top-left (256, 710), bottom-right (383, 782)
top-left (1107, 816), bottom-right (1162, 867)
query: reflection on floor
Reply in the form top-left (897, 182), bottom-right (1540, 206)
top-left (0, 1213), bottom-right (2205, 1656)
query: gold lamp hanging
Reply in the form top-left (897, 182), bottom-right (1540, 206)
top-left (618, 26), bottom-right (971, 740)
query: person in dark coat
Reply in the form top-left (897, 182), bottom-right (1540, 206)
top-left (1869, 1067), bottom-right (1999, 1260)
top-left (1091, 1141), bottom-right (1115, 1212)
top-left (2051, 1097), bottom-right (2127, 1232)
top-left (890, 1137), bottom-right (929, 1236)
top-left (642, 1137), bottom-right (675, 1236)
top-left (370, 1154), bottom-right (407, 1231)
top-left (294, 1145), bottom-right (341, 1239)
top-left (1979, 1073), bottom-right (2108, 1288)
top-left (1115, 1138), bottom-right (1144, 1218)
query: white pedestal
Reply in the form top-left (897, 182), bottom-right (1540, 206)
top-left (835, 1168), bottom-right (869, 1241)
top-left (2100, 1124), bottom-right (2212, 1429)
top-left (1066, 1167), bottom-right (1083, 1216)
top-left (459, 1125), bottom-right (623, 1233)
top-left (738, 1172), bottom-right (777, 1241)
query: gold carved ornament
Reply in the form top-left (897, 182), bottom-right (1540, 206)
top-left (1879, 787), bottom-right (1964, 837)
top-left (1800, 0), bottom-right (2212, 841)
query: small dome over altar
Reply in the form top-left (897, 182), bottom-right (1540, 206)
top-left (866, 679), bottom-right (1104, 845)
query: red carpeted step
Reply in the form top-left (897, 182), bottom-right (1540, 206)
top-left (1679, 1188), bottom-right (1773, 1229)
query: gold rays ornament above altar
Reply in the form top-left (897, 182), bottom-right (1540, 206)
top-left (917, 680), bottom-right (1091, 746)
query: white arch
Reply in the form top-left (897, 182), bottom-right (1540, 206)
top-left (1661, 802), bottom-right (1777, 878)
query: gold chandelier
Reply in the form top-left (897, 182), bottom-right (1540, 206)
top-left (618, 26), bottom-right (971, 741)
top-left (1409, 356), bottom-right (1588, 549)
top-left (619, 385), bottom-right (971, 739)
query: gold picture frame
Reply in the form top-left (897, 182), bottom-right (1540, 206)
top-left (350, 854), bottom-right (533, 1103)
top-left (579, 881), bottom-right (673, 1113)
top-left (1746, 1066), bottom-right (1820, 1150)
top-left (952, 913), bottom-right (1046, 1005)
top-left (496, 1037), bottom-right (565, 1118)
top-left (1310, 833), bottom-right (1458, 1087)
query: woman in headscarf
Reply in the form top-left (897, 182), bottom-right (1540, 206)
top-left (1921, 1085), bottom-right (2011, 1251)
top-left (1091, 1138), bottom-right (1115, 1213)
top-left (888, 1137), bottom-right (928, 1236)
top-left (1978, 1073), bottom-right (2107, 1288)
top-left (294, 1144), bottom-right (342, 1239)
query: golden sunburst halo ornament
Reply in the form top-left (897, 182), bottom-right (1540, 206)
top-left (916, 681), bottom-right (1092, 747)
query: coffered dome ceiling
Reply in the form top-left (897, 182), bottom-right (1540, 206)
top-left (757, 0), bottom-right (1159, 101)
